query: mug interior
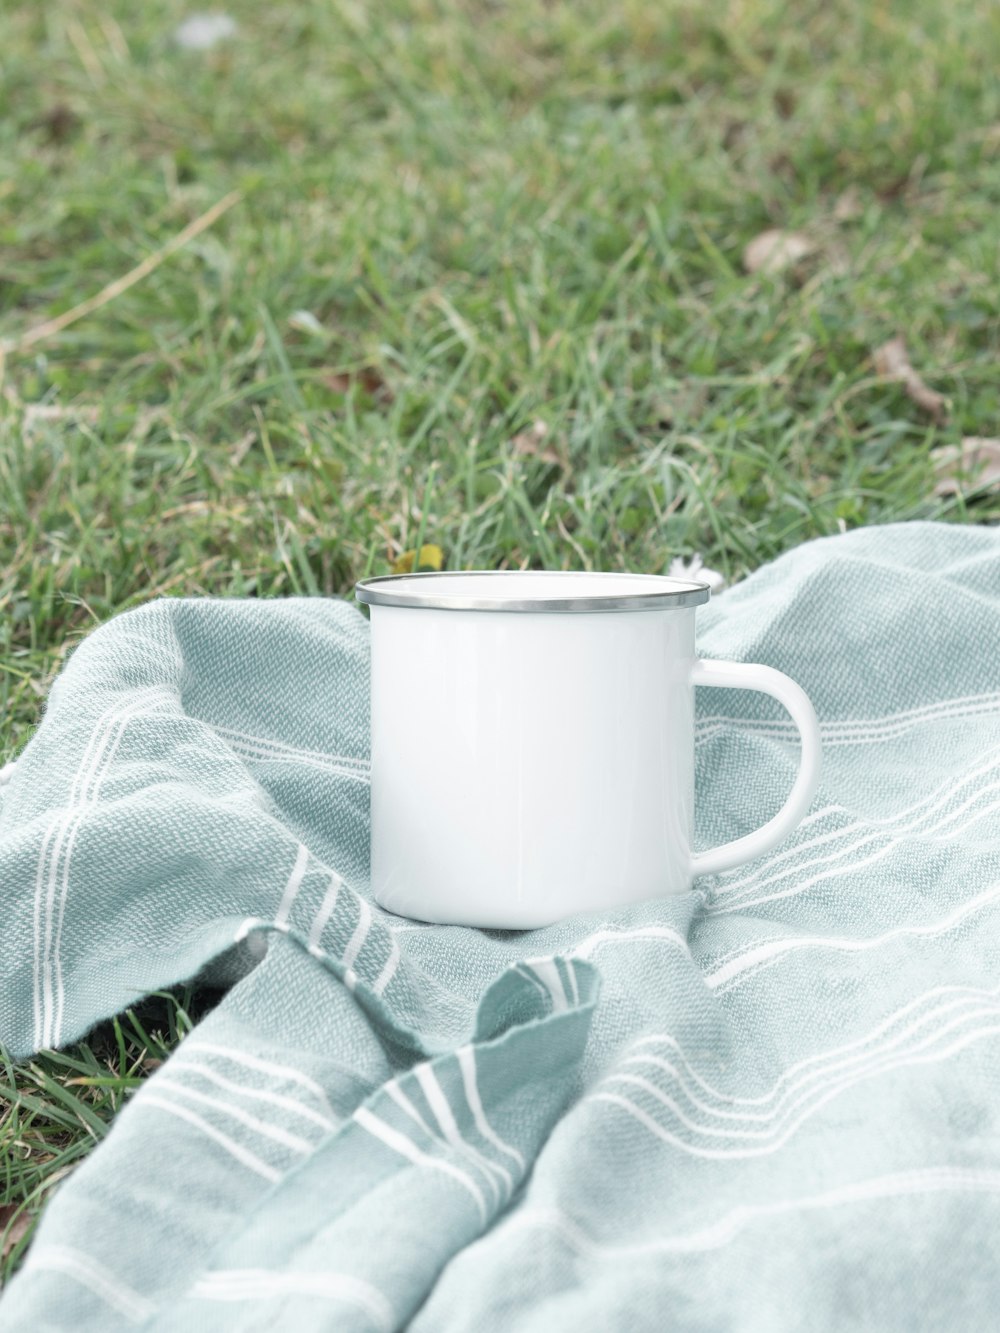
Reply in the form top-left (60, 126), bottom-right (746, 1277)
top-left (385, 571), bottom-right (694, 599)
top-left (355, 569), bottom-right (711, 612)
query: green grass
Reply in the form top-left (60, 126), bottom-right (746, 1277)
top-left (0, 989), bottom-right (221, 1274)
top-left (2, 0), bottom-right (999, 1282)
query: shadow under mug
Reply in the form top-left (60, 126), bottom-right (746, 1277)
top-left (355, 570), bottom-right (821, 929)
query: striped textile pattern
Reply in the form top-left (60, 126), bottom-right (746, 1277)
top-left (1, 521), bottom-right (999, 1331)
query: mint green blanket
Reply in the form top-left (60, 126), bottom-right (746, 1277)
top-left (2, 521), bottom-right (999, 1330)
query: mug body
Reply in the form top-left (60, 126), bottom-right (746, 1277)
top-left (362, 574), bottom-right (705, 928)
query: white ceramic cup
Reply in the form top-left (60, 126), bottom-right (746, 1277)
top-left (355, 570), bottom-right (821, 929)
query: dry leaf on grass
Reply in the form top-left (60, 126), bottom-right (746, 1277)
top-left (742, 229), bottom-right (813, 275)
top-left (931, 438), bottom-right (1000, 497)
top-left (323, 367), bottom-right (390, 399)
top-left (510, 420), bottom-right (563, 467)
top-left (873, 336), bottom-right (948, 423)
top-left (392, 544), bottom-right (444, 574)
top-left (0, 1205), bottom-right (33, 1262)
top-left (834, 187), bottom-right (863, 221)
top-left (34, 103), bottom-right (81, 144)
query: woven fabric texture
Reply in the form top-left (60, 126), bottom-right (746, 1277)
top-left (1, 521), bottom-right (999, 1330)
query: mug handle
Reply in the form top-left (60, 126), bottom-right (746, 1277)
top-left (689, 658), bottom-right (822, 879)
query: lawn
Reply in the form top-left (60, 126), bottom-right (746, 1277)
top-left (1, 0), bottom-right (998, 1281)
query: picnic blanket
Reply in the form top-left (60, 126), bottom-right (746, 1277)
top-left (2, 520), bottom-right (999, 1331)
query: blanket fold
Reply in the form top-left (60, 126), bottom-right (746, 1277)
top-left (2, 521), bottom-right (999, 1331)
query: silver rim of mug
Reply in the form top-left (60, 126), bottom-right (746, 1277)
top-left (354, 570), bottom-right (712, 613)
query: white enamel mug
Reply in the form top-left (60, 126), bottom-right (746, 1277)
top-left (355, 571), bottom-right (821, 929)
